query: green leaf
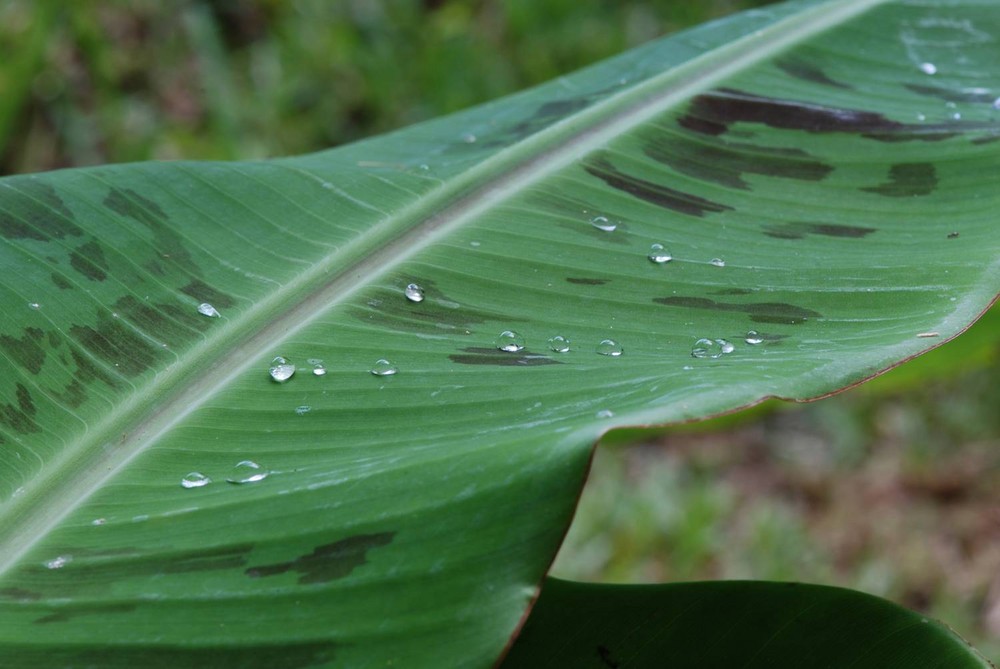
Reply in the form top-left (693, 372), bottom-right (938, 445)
top-left (500, 578), bottom-right (995, 668)
top-left (0, 0), bottom-right (997, 666)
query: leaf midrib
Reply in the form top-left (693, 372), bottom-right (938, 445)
top-left (0, 0), bottom-right (888, 575)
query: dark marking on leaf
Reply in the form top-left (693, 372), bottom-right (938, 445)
top-left (104, 187), bottom-right (198, 272)
top-left (180, 279), bottom-right (236, 309)
top-left (644, 135), bottom-right (833, 191)
top-left (70, 347), bottom-right (122, 390)
top-left (449, 347), bottom-right (562, 367)
top-left (597, 645), bottom-right (620, 668)
top-left (678, 89), bottom-right (971, 143)
top-left (905, 84), bottom-right (995, 104)
top-left (566, 278), bottom-right (609, 285)
top-left (54, 379), bottom-right (87, 408)
top-left (0, 327), bottom-right (46, 374)
top-left (712, 288), bottom-right (755, 295)
top-left (50, 272), bottom-right (73, 290)
top-left (0, 383), bottom-right (40, 434)
top-left (971, 133), bottom-right (1000, 145)
top-left (0, 179), bottom-right (81, 241)
top-left (583, 157), bottom-right (732, 217)
top-left (481, 98), bottom-right (593, 148)
top-left (12, 641), bottom-right (338, 668)
top-left (775, 57), bottom-right (852, 89)
top-left (861, 163), bottom-right (937, 197)
top-left (69, 240), bottom-right (109, 282)
top-left (246, 532), bottom-right (394, 585)
top-left (0, 587), bottom-right (41, 601)
top-left (69, 309), bottom-right (160, 377)
top-left (947, 231), bottom-right (960, 239)
top-left (35, 603), bottom-right (137, 625)
top-left (763, 221), bottom-right (876, 239)
top-left (655, 296), bottom-right (820, 325)
top-left (114, 295), bottom-right (207, 346)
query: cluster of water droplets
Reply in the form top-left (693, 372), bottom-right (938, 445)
top-left (179, 460), bottom-right (269, 489)
top-left (690, 331), bottom-right (764, 359)
top-left (492, 331), bottom-right (622, 357)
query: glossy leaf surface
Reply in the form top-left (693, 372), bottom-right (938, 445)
top-left (501, 579), bottom-right (995, 668)
top-left (0, 0), bottom-right (998, 666)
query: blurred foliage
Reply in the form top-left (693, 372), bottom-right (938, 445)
top-left (0, 0), bottom-right (996, 660)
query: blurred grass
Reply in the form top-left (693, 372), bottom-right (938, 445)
top-left (1, 0), bottom-right (997, 660)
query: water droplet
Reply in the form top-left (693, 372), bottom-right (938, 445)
top-left (268, 356), bottom-right (295, 382)
top-left (916, 112), bottom-right (926, 121)
top-left (691, 338), bottom-right (720, 359)
top-left (181, 472), bottom-right (211, 489)
top-left (462, 133), bottom-right (477, 143)
top-left (197, 302), bottom-right (220, 318)
top-left (45, 555), bottom-right (72, 570)
top-left (27, 302), bottom-right (40, 310)
top-left (311, 363), bottom-right (326, 376)
top-left (951, 112), bottom-right (962, 120)
top-left (717, 339), bottom-right (735, 354)
top-left (226, 460), bottom-right (268, 484)
top-left (745, 330), bottom-right (764, 345)
top-left (647, 243), bottom-right (672, 264)
top-left (596, 409), bottom-right (614, 419)
top-left (547, 335), bottom-right (571, 353)
top-left (294, 405), bottom-right (311, 415)
top-left (709, 258), bottom-right (726, 267)
top-left (495, 330), bottom-right (525, 352)
top-left (590, 215), bottom-right (618, 232)
top-left (370, 358), bottom-right (398, 376)
top-left (404, 283), bottom-right (425, 303)
top-left (596, 339), bottom-right (623, 357)
top-left (993, 97), bottom-right (1000, 111)
top-left (91, 518), bottom-right (106, 526)
top-left (919, 62), bottom-right (937, 75)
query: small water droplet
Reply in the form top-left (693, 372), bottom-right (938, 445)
top-left (596, 409), bottom-right (614, 419)
top-left (294, 405), bottom-right (311, 415)
top-left (370, 358), bottom-right (398, 376)
top-left (951, 112), bottom-right (961, 120)
top-left (717, 339), bottom-right (735, 354)
top-left (647, 243), bottom-right (672, 264)
top-left (462, 133), bottom-right (477, 143)
top-left (311, 363), bottom-right (326, 376)
top-left (596, 339), bottom-right (623, 357)
top-left (45, 555), bottom-right (72, 569)
top-left (590, 215), bottom-right (618, 232)
top-left (268, 356), bottom-right (295, 382)
top-left (547, 335), bottom-right (571, 353)
top-left (181, 472), bottom-right (211, 489)
top-left (709, 258), bottom-right (726, 268)
top-left (691, 338), bottom-right (720, 359)
top-left (495, 330), bottom-right (525, 352)
top-left (916, 112), bottom-right (926, 121)
top-left (226, 460), bottom-right (268, 484)
top-left (993, 97), bottom-right (1000, 111)
top-left (27, 302), bottom-right (40, 310)
top-left (404, 283), bottom-right (425, 303)
top-left (91, 518), bottom-right (106, 526)
top-left (919, 62), bottom-right (937, 75)
top-left (197, 302), bottom-right (220, 318)
top-left (745, 330), bottom-right (764, 345)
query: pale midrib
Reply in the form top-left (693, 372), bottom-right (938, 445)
top-left (0, 0), bottom-right (888, 574)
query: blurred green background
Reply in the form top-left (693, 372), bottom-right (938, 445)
top-left (1, 0), bottom-right (997, 659)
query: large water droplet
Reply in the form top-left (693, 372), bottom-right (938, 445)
top-left (268, 356), bottom-right (295, 382)
top-left (294, 405), bottom-right (311, 415)
top-left (226, 460), bottom-right (268, 484)
top-left (370, 358), bottom-right (398, 376)
top-left (745, 330), bottom-right (764, 345)
top-left (596, 339), bottom-right (623, 357)
top-left (648, 243), bottom-right (672, 264)
top-left (495, 330), bottom-right (525, 352)
top-left (197, 303), bottom-right (220, 318)
top-left (404, 283), bottom-right (425, 303)
top-left (45, 555), bottom-right (72, 570)
top-left (691, 338), bottom-right (719, 359)
top-left (717, 339), bottom-right (735, 354)
top-left (919, 62), bottom-right (937, 75)
top-left (547, 335), bottom-right (571, 353)
top-left (181, 472), bottom-right (211, 489)
top-left (709, 258), bottom-right (726, 268)
top-left (590, 215), bottom-right (618, 232)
